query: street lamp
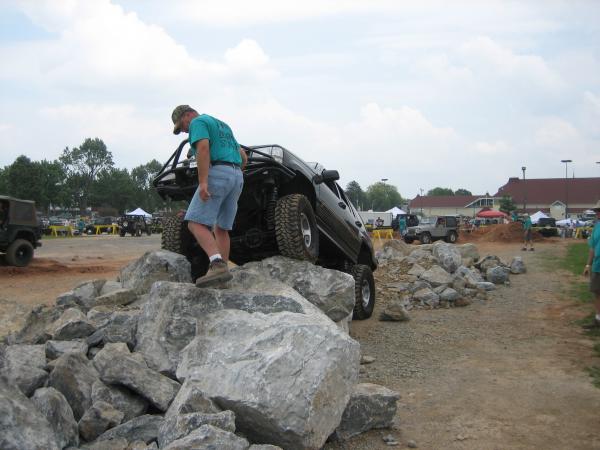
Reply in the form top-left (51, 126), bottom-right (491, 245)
top-left (521, 166), bottom-right (527, 213)
top-left (561, 159), bottom-right (572, 219)
top-left (381, 178), bottom-right (388, 210)
top-left (419, 188), bottom-right (424, 215)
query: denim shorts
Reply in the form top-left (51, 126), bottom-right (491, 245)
top-left (184, 164), bottom-right (244, 230)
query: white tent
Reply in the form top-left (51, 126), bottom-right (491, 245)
top-left (386, 206), bottom-right (406, 216)
top-left (556, 218), bottom-right (575, 226)
top-left (126, 207), bottom-right (152, 218)
top-left (529, 211), bottom-right (549, 224)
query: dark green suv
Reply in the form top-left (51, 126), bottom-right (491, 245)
top-left (0, 196), bottom-right (42, 266)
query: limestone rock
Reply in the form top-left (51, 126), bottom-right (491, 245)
top-left (0, 378), bottom-right (60, 450)
top-left (475, 281), bottom-right (496, 291)
top-left (456, 243), bottom-right (480, 265)
top-left (91, 380), bottom-right (149, 422)
top-left (120, 250), bottom-right (192, 294)
top-left (379, 298), bottom-right (410, 322)
top-left (166, 378), bottom-right (221, 418)
top-left (335, 383), bottom-right (400, 440)
top-left (408, 249), bottom-right (437, 269)
top-left (378, 240), bottom-right (413, 261)
top-left (86, 310), bottom-right (139, 350)
top-left (456, 266), bottom-right (484, 287)
top-left (409, 280), bottom-right (432, 293)
top-left (48, 352), bottom-right (100, 420)
top-left (407, 263), bottom-right (425, 277)
top-left (486, 266), bottom-right (510, 284)
top-left (47, 308), bottom-right (96, 340)
top-left (93, 343), bottom-right (180, 412)
top-left (46, 339), bottom-right (88, 360)
top-left (413, 287), bottom-right (440, 308)
top-left (31, 386), bottom-right (79, 449)
top-left (477, 255), bottom-right (504, 272)
top-left (82, 437), bottom-right (129, 450)
top-left (432, 242), bottom-right (462, 273)
top-left (162, 425), bottom-right (249, 450)
top-left (93, 289), bottom-right (138, 308)
top-left (177, 309), bottom-right (359, 450)
top-left (157, 410), bottom-right (236, 448)
top-left (510, 256), bottom-right (527, 274)
top-left (79, 400), bottom-right (124, 442)
top-left (232, 256), bottom-right (355, 322)
top-left (57, 279), bottom-right (106, 311)
top-left (419, 265), bottom-right (453, 287)
top-left (439, 288), bottom-right (461, 302)
top-left (135, 280), bottom-right (331, 377)
top-left (0, 343), bottom-right (48, 396)
top-left (249, 446), bottom-right (283, 450)
top-left (96, 414), bottom-right (164, 445)
top-left (5, 304), bottom-right (66, 345)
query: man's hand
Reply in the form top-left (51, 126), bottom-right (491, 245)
top-left (584, 265), bottom-right (591, 277)
top-left (199, 182), bottom-right (211, 201)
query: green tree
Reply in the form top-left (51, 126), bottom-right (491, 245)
top-left (91, 168), bottom-right (138, 213)
top-left (365, 181), bottom-right (403, 211)
top-left (344, 180), bottom-right (368, 210)
top-left (427, 187), bottom-right (454, 196)
top-left (0, 167), bottom-right (7, 193)
top-left (131, 159), bottom-right (165, 212)
top-left (454, 188), bottom-right (472, 196)
top-left (60, 138), bottom-right (114, 212)
top-left (499, 195), bottom-right (517, 214)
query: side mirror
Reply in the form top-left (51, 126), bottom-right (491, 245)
top-left (314, 169), bottom-right (340, 184)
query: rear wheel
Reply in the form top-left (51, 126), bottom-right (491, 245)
top-left (275, 194), bottom-right (319, 262)
top-left (352, 264), bottom-right (375, 320)
top-left (446, 231), bottom-right (458, 243)
top-left (162, 215), bottom-right (209, 280)
top-left (6, 239), bottom-right (34, 267)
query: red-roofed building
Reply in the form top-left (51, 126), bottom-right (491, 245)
top-left (408, 195), bottom-right (495, 217)
top-left (494, 177), bottom-right (600, 219)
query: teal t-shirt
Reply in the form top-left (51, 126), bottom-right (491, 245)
top-left (589, 222), bottom-right (600, 273)
top-left (188, 114), bottom-right (242, 165)
top-left (523, 217), bottom-right (532, 230)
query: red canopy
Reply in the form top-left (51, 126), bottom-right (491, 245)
top-left (476, 209), bottom-right (508, 218)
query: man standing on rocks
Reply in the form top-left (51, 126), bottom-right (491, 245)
top-left (171, 105), bottom-right (247, 287)
top-left (583, 200), bottom-right (600, 329)
top-left (522, 213), bottom-right (534, 251)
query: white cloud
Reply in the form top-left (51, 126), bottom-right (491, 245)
top-left (534, 117), bottom-right (580, 148)
top-left (473, 141), bottom-right (511, 155)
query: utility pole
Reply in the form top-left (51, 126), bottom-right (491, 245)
top-left (419, 188), bottom-right (424, 215)
top-left (561, 159), bottom-right (572, 219)
top-left (521, 166), bottom-right (527, 213)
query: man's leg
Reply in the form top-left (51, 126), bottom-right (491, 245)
top-left (213, 226), bottom-right (230, 262)
top-left (594, 292), bottom-right (600, 323)
top-left (188, 221), bottom-right (220, 257)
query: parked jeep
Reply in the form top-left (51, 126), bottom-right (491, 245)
top-left (533, 217), bottom-right (558, 237)
top-left (118, 215), bottom-right (151, 237)
top-left (404, 215), bottom-right (459, 244)
top-left (84, 217), bottom-right (116, 235)
top-left (0, 196), bottom-right (42, 267)
top-left (153, 141), bottom-right (378, 319)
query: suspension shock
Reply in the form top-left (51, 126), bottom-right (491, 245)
top-left (265, 186), bottom-right (278, 231)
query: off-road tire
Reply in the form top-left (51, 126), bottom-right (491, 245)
top-left (119, 230), bottom-right (126, 237)
top-left (162, 215), bottom-right (209, 280)
top-left (403, 237), bottom-right (414, 244)
top-left (5, 239), bottom-right (34, 267)
top-left (420, 232), bottom-right (432, 244)
top-left (275, 194), bottom-right (319, 262)
top-left (446, 231), bottom-right (458, 243)
top-left (352, 264), bottom-right (375, 320)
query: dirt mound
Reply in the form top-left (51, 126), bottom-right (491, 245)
top-left (464, 222), bottom-right (544, 243)
top-left (0, 258), bottom-right (114, 276)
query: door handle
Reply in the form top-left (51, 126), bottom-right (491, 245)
top-left (355, 221), bottom-right (362, 227)
top-left (338, 202), bottom-right (346, 209)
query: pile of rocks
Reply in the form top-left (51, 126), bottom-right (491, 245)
top-left (376, 240), bottom-right (526, 320)
top-left (0, 252), bottom-right (398, 450)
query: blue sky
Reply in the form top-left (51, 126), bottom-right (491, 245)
top-left (1, 0), bottom-right (599, 198)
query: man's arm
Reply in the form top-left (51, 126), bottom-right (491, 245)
top-left (584, 248), bottom-right (594, 276)
top-left (239, 147), bottom-right (248, 170)
top-left (195, 139), bottom-right (211, 201)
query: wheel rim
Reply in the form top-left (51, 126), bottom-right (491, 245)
top-left (16, 245), bottom-right (31, 263)
top-left (300, 213), bottom-right (312, 247)
top-left (361, 280), bottom-right (371, 308)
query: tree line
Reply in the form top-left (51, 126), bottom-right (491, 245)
top-left (0, 138), bottom-right (166, 215)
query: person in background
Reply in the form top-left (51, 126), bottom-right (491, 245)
top-left (522, 213), bottom-right (534, 251)
top-left (375, 217), bottom-right (384, 228)
top-left (583, 200), bottom-right (600, 329)
top-left (398, 215), bottom-right (407, 236)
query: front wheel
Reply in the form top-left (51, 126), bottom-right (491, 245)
top-left (5, 239), bottom-right (34, 267)
top-left (420, 233), bottom-right (432, 244)
top-left (446, 231), bottom-right (458, 243)
top-left (275, 194), bottom-right (319, 262)
top-left (352, 264), bottom-right (375, 320)
top-left (162, 215), bottom-right (209, 280)
top-left (403, 237), bottom-right (414, 244)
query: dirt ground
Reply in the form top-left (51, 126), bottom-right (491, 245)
top-left (1, 236), bottom-right (599, 449)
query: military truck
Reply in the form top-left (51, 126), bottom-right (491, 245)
top-left (404, 215), bottom-right (459, 244)
top-left (0, 196), bottom-right (42, 267)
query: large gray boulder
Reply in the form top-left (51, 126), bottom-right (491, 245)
top-left (477, 255), bottom-right (504, 272)
top-left (31, 386), bottom-right (79, 449)
top-left (456, 243), bottom-right (480, 266)
top-left (96, 414), bottom-right (164, 445)
top-left (56, 279), bottom-right (106, 311)
top-left (91, 380), bottom-right (148, 422)
top-left (120, 250), bottom-right (192, 294)
top-left (5, 304), bottom-right (67, 345)
top-left (79, 400), bottom-right (124, 442)
top-left (510, 256), bottom-right (527, 274)
top-left (232, 256), bottom-right (355, 322)
top-left (162, 424), bottom-right (249, 450)
top-left (486, 266), bottom-right (510, 284)
top-left (86, 310), bottom-right (139, 350)
top-left (93, 343), bottom-right (180, 412)
top-left (432, 242), bottom-right (462, 273)
top-left (413, 287), bottom-right (440, 308)
top-left (335, 383), bottom-right (400, 440)
top-left (419, 265), bottom-right (453, 287)
top-left (378, 240), bottom-right (413, 261)
top-left (48, 352), bottom-right (100, 420)
top-left (92, 289), bottom-right (138, 308)
top-left (157, 410), bottom-right (236, 448)
top-left (47, 307), bottom-right (96, 340)
top-left (135, 281), bottom-right (331, 377)
top-left (0, 378), bottom-right (60, 450)
top-left (456, 265), bottom-right (485, 287)
top-left (46, 339), bottom-right (88, 360)
top-left (0, 344), bottom-right (48, 396)
top-left (166, 378), bottom-right (221, 418)
top-left (177, 309), bottom-right (360, 450)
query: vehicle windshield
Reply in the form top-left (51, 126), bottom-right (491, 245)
top-left (419, 217), bottom-right (435, 225)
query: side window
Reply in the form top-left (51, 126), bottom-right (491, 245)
top-left (336, 183), bottom-right (356, 217)
top-left (324, 180), bottom-right (340, 198)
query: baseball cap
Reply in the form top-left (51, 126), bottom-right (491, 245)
top-left (171, 105), bottom-right (195, 135)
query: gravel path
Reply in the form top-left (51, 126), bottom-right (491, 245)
top-left (326, 241), bottom-right (600, 450)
